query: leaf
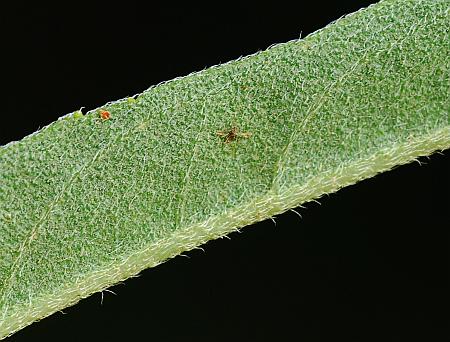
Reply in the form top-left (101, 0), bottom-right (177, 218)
top-left (1, 0), bottom-right (449, 338)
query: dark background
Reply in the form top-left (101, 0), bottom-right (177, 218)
top-left (1, 1), bottom-right (449, 341)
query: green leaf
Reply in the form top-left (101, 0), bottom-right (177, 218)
top-left (1, 0), bottom-right (449, 338)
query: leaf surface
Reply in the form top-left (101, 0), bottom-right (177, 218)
top-left (1, 0), bottom-right (449, 338)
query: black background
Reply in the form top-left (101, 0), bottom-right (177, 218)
top-left (1, 1), bottom-right (449, 341)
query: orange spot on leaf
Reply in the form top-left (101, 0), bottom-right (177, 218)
top-left (100, 110), bottom-right (111, 120)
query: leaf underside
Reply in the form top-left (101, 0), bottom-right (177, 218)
top-left (1, 0), bottom-right (449, 338)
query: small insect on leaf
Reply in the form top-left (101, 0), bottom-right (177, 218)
top-left (217, 126), bottom-right (252, 143)
top-left (73, 110), bottom-right (84, 119)
top-left (127, 97), bottom-right (136, 104)
top-left (99, 109), bottom-right (111, 120)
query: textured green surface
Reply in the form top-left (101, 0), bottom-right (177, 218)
top-left (1, 0), bottom-right (449, 338)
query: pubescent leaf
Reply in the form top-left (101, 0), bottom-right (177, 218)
top-left (1, 0), bottom-right (449, 338)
